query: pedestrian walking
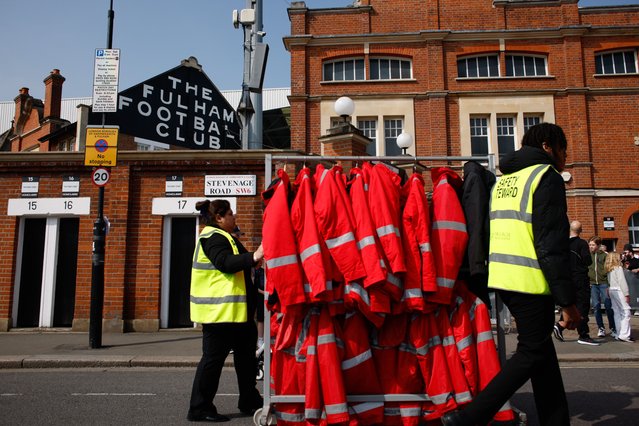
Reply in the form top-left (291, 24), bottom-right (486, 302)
top-left (606, 252), bottom-right (634, 342)
top-left (187, 199), bottom-right (264, 422)
top-left (554, 220), bottom-right (599, 345)
top-left (441, 123), bottom-right (579, 425)
top-left (588, 236), bottom-right (616, 338)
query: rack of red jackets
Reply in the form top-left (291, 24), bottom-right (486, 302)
top-left (258, 155), bottom-right (513, 426)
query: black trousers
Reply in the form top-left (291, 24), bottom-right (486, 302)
top-left (460, 290), bottom-right (570, 425)
top-left (559, 279), bottom-right (591, 339)
top-left (188, 321), bottom-right (262, 417)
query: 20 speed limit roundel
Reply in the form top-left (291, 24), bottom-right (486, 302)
top-left (92, 167), bottom-right (110, 187)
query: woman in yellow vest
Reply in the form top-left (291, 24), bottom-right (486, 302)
top-left (442, 123), bottom-right (580, 426)
top-left (187, 199), bottom-right (264, 422)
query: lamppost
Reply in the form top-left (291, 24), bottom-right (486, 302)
top-left (396, 131), bottom-right (413, 155)
top-left (334, 96), bottom-right (355, 125)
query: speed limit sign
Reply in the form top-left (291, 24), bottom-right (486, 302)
top-left (92, 167), bottom-right (110, 187)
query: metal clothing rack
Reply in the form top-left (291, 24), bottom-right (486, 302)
top-left (256, 153), bottom-right (508, 425)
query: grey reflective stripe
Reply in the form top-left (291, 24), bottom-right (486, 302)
top-left (357, 235), bottom-right (376, 250)
top-left (400, 407), bottom-right (422, 417)
top-left (190, 295), bottom-right (246, 304)
top-left (387, 272), bottom-right (402, 288)
top-left (476, 330), bottom-right (493, 344)
top-left (303, 283), bottom-right (312, 294)
top-left (437, 277), bottom-right (455, 289)
top-left (326, 280), bottom-right (333, 290)
top-left (399, 342), bottom-right (417, 354)
top-left (490, 209), bottom-right (532, 223)
top-left (275, 411), bottom-right (305, 422)
top-left (419, 242), bottom-right (432, 253)
top-left (350, 402), bottom-right (383, 414)
top-left (192, 261), bottom-right (217, 270)
top-left (305, 408), bottom-right (322, 419)
top-left (364, 183), bottom-right (369, 191)
top-left (499, 401), bottom-right (513, 411)
top-left (376, 224), bottom-right (400, 238)
top-left (430, 391), bottom-right (452, 405)
top-left (307, 345), bottom-right (316, 355)
top-left (346, 282), bottom-right (371, 306)
top-left (325, 232), bottom-right (355, 249)
top-left (489, 253), bottom-right (541, 270)
top-left (455, 391), bottom-right (473, 404)
top-left (457, 335), bottom-right (474, 351)
top-left (442, 335), bottom-right (456, 347)
top-left (335, 336), bottom-right (345, 349)
top-left (325, 402), bottom-right (348, 415)
top-left (403, 288), bottom-right (422, 300)
top-left (318, 334), bottom-right (336, 345)
top-left (319, 168), bottom-right (329, 185)
top-left (415, 343), bottom-right (429, 356)
top-left (342, 349), bottom-right (372, 370)
top-left (300, 244), bottom-right (321, 263)
top-left (432, 220), bottom-right (467, 233)
top-left (438, 178), bottom-right (449, 187)
top-left (384, 407), bottom-right (401, 416)
top-left (429, 335), bottom-right (442, 347)
top-left (519, 165), bottom-right (549, 213)
top-left (266, 254), bottom-right (298, 269)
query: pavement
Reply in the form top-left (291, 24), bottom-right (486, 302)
top-left (1, 314), bottom-right (638, 369)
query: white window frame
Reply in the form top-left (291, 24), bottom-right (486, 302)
top-left (357, 118), bottom-right (378, 155)
top-left (457, 54), bottom-right (500, 78)
top-left (523, 115), bottom-right (542, 133)
top-left (595, 50), bottom-right (638, 75)
top-left (369, 57), bottom-right (412, 80)
top-left (323, 58), bottom-right (366, 82)
top-left (496, 115), bottom-right (517, 159)
top-left (629, 212), bottom-right (639, 248)
top-left (470, 116), bottom-right (490, 156)
top-left (505, 54), bottom-right (548, 77)
top-left (135, 137), bottom-right (170, 151)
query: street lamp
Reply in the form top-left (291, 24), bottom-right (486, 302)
top-left (396, 131), bottom-right (413, 155)
top-left (334, 96), bottom-right (355, 125)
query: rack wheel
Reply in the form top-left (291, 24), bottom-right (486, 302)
top-left (253, 407), bottom-right (274, 425)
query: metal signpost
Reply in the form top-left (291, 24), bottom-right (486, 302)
top-left (89, 0), bottom-right (118, 349)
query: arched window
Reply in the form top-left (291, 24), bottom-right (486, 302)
top-left (323, 58), bottom-right (365, 81)
top-left (457, 54), bottom-right (499, 78)
top-left (505, 54), bottom-right (547, 77)
top-left (629, 211), bottom-right (639, 248)
top-left (595, 50), bottom-right (637, 75)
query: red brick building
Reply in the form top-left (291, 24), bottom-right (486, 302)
top-left (1, 0), bottom-right (638, 332)
top-left (285, 0), bottom-right (639, 251)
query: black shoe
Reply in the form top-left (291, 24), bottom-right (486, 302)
top-left (553, 323), bottom-right (564, 342)
top-left (186, 412), bottom-right (230, 422)
top-left (441, 410), bottom-right (465, 425)
top-left (577, 336), bottom-right (600, 346)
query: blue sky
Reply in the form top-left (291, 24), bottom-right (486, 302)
top-left (0, 0), bottom-right (635, 101)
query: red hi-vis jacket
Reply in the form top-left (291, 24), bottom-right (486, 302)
top-left (449, 285), bottom-right (479, 397)
top-left (408, 313), bottom-right (457, 421)
top-left (462, 285), bottom-right (516, 423)
top-left (262, 169), bottom-right (306, 313)
top-left (402, 172), bottom-right (437, 294)
top-left (291, 167), bottom-right (332, 302)
top-left (314, 164), bottom-right (367, 284)
top-left (429, 167), bottom-right (468, 305)
top-left (341, 312), bottom-right (384, 425)
top-left (365, 162), bottom-right (406, 275)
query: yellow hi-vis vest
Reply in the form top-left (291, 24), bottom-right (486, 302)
top-left (190, 226), bottom-right (247, 323)
top-left (488, 164), bottom-right (554, 295)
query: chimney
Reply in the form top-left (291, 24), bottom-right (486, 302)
top-left (43, 69), bottom-right (65, 120)
top-left (13, 87), bottom-right (31, 134)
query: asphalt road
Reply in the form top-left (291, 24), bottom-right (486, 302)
top-left (1, 364), bottom-right (638, 425)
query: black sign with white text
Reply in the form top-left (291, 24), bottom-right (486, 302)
top-left (90, 61), bottom-right (241, 150)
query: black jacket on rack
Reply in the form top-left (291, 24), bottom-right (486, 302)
top-left (459, 161), bottom-right (495, 306)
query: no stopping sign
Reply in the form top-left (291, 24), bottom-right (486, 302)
top-left (92, 167), bottom-right (110, 187)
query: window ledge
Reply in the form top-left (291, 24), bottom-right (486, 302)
top-left (593, 72), bottom-right (639, 77)
top-left (456, 75), bottom-right (555, 81)
top-left (320, 79), bottom-right (416, 84)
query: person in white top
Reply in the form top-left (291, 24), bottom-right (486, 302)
top-left (605, 252), bottom-right (634, 342)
